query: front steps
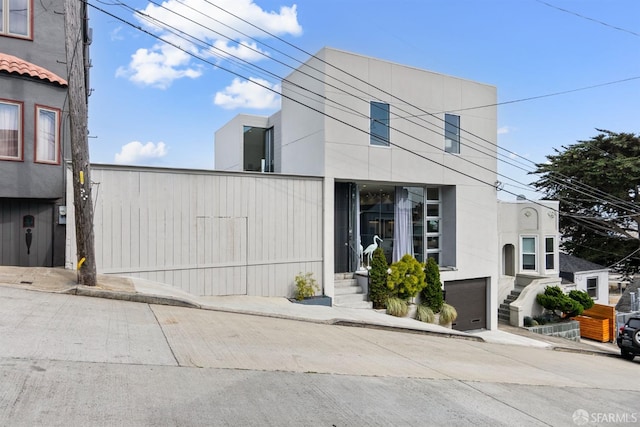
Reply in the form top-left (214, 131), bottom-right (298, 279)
top-left (498, 286), bottom-right (524, 323)
top-left (332, 273), bottom-right (372, 309)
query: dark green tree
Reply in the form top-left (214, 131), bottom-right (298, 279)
top-left (536, 286), bottom-right (592, 318)
top-left (369, 247), bottom-right (389, 309)
top-left (531, 130), bottom-right (640, 275)
top-left (421, 258), bottom-right (444, 312)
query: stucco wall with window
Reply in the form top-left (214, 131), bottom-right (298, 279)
top-left (573, 270), bottom-right (609, 305)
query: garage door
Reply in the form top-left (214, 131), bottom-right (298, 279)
top-left (444, 278), bottom-right (487, 331)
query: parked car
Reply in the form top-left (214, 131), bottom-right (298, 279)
top-left (617, 317), bottom-right (640, 361)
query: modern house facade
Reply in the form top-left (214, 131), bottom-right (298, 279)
top-left (215, 48), bottom-right (500, 330)
top-left (0, 0), bottom-right (90, 267)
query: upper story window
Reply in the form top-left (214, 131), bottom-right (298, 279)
top-left (521, 236), bottom-right (536, 271)
top-left (544, 236), bottom-right (555, 270)
top-left (243, 125), bottom-right (273, 172)
top-left (35, 105), bottom-right (60, 164)
top-left (0, 100), bottom-right (22, 160)
top-left (444, 113), bottom-right (460, 154)
top-left (370, 101), bottom-right (389, 146)
top-left (1, 0), bottom-right (31, 38)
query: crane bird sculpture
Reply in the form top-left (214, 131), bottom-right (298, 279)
top-left (363, 235), bottom-right (382, 266)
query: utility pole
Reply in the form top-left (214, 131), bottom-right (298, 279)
top-left (64, 0), bottom-right (96, 286)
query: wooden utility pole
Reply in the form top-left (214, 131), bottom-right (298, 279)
top-left (64, 0), bottom-right (96, 286)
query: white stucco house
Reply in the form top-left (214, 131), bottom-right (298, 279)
top-left (559, 252), bottom-right (609, 305)
top-left (215, 47), bottom-right (500, 331)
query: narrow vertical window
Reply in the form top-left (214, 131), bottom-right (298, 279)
top-left (521, 236), bottom-right (536, 271)
top-left (545, 236), bottom-right (555, 270)
top-left (586, 277), bottom-right (597, 298)
top-left (370, 101), bottom-right (389, 146)
top-left (425, 187), bottom-right (441, 264)
top-left (243, 125), bottom-right (274, 172)
top-left (444, 113), bottom-right (460, 154)
top-left (35, 106), bottom-right (60, 164)
top-left (0, 100), bottom-right (21, 160)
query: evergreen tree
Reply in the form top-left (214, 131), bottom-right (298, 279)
top-left (369, 248), bottom-right (389, 309)
top-left (421, 258), bottom-right (444, 312)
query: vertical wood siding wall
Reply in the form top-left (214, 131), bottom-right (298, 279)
top-left (75, 167), bottom-right (323, 297)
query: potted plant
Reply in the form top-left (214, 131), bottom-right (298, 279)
top-left (385, 254), bottom-right (426, 317)
top-left (290, 272), bottom-right (332, 306)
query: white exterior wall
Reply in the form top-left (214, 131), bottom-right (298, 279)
top-left (498, 200), bottom-right (560, 277)
top-left (574, 270), bottom-right (609, 305)
top-left (280, 48), bottom-right (500, 329)
top-left (66, 165), bottom-right (323, 297)
top-left (214, 114), bottom-right (270, 171)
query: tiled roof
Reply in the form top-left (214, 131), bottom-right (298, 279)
top-left (0, 52), bottom-right (67, 86)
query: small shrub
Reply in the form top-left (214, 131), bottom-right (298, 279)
top-left (523, 316), bottom-right (533, 327)
top-left (369, 248), bottom-right (390, 309)
top-left (294, 272), bottom-right (319, 301)
top-left (422, 258), bottom-right (444, 312)
top-left (387, 254), bottom-right (426, 299)
top-left (531, 319), bottom-right (539, 326)
top-left (386, 297), bottom-right (409, 317)
top-left (536, 285), bottom-right (590, 318)
top-left (416, 304), bottom-right (435, 323)
top-left (439, 303), bottom-right (457, 325)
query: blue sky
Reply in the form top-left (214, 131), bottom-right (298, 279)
top-left (86, 0), bottom-right (640, 200)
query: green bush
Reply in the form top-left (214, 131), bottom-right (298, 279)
top-left (294, 272), bottom-right (319, 301)
top-left (439, 303), bottom-right (458, 325)
top-left (387, 254), bottom-right (426, 300)
top-left (569, 290), bottom-right (594, 311)
top-left (416, 304), bottom-right (435, 323)
top-left (369, 248), bottom-right (390, 309)
top-left (421, 258), bottom-right (444, 312)
top-left (536, 285), bottom-right (590, 318)
top-left (523, 316), bottom-right (533, 327)
top-left (386, 297), bottom-right (408, 317)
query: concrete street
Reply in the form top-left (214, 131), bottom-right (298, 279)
top-left (1, 286), bottom-right (638, 426)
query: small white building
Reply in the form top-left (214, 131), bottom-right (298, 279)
top-left (560, 252), bottom-right (609, 305)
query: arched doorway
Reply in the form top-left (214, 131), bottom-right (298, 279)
top-left (503, 244), bottom-right (515, 276)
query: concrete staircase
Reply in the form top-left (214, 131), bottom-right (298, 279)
top-left (333, 273), bottom-right (372, 309)
top-left (498, 286), bottom-right (524, 324)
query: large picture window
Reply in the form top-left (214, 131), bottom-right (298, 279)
top-left (0, 100), bottom-right (21, 160)
top-left (1, 0), bottom-right (31, 38)
top-left (35, 106), bottom-right (60, 164)
top-left (370, 101), bottom-right (389, 146)
top-left (444, 113), bottom-right (460, 154)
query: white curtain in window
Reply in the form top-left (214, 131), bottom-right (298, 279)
top-left (37, 109), bottom-right (57, 162)
top-left (393, 187), bottom-right (413, 262)
top-left (0, 103), bottom-right (19, 157)
top-left (9, 0), bottom-right (28, 36)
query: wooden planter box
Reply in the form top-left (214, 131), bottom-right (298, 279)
top-left (573, 315), bottom-right (610, 342)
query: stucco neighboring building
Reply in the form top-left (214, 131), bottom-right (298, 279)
top-left (215, 47), bottom-right (499, 331)
top-left (560, 252), bottom-right (609, 305)
top-left (0, 0), bottom-right (90, 267)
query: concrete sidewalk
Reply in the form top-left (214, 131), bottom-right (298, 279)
top-left (0, 266), bottom-right (620, 356)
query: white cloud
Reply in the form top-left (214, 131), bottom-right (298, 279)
top-left (116, 43), bottom-right (202, 89)
top-left (115, 141), bottom-right (168, 165)
top-left (214, 77), bottom-right (281, 110)
top-left (498, 126), bottom-right (511, 135)
top-left (118, 0), bottom-right (302, 88)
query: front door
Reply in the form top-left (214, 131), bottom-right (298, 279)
top-left (0, 199), bottom-right (54, 267)
top-left (334, 182), bottom-right (357, 273)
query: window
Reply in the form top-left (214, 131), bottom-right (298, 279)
top-left (521, 236), bottom-right (536, 271)
top-left (370, 101), bottom-right (389, 146)
top-left (545, 236), bottom-right (555, 270)
top-left (1, 0), bottom-right (31, 38)
top-left (243, 126), bottom-right (273, 172)
top-left (586, 277), bottom-right (598, 298)
top-left (444, 113), bottom-right (460, 154)
top-left (0, 100), bottom-right (21, 160)
top-left (35, 106), bottom-right (60, 164)
top-left (425, 187), bottom-right (440, 264)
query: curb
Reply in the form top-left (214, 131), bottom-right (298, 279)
top-left (67, 286), bottom-right (202, 309)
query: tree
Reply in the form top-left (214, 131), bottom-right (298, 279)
top-left (531, 130), bottom-right (640, 275)
top-left (421, 258), bottom-right (444, 312)
top-left (536, 286), bottom-right (592, 319)
top-left (369, 248), bottom-right (389, 309)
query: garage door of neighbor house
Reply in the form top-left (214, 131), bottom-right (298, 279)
top-left (444, 278), bottom-right (487, 331)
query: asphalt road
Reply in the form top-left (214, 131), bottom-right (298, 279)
top-left (0, 286), bottom-right (638, 426)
